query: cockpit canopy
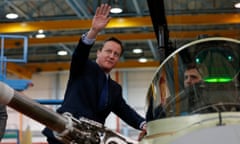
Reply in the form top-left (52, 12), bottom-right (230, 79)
top-left (146, 37), bottom-right (240, 122)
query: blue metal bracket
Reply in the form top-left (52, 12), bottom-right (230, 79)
top-left (0, 35), bottom-right (32, 91)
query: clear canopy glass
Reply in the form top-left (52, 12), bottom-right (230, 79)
top-left (146, 37), bottom-right (240, 122)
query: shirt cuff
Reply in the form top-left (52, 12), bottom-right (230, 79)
top-left (139, 121), bottom-right (146, 130)
top-left (81, 33), bottom-right (95, 45)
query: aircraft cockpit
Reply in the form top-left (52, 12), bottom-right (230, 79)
top-left (146, 37), bottom-right (240, 121)
top-left (142, 37), bottom-right (240, 144)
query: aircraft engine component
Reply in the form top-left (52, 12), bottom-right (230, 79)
top-left (0, 81), bottom-right (137, 144)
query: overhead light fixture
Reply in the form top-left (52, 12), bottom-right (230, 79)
top-left (57, 50), bottom-right (68, 56)
top-left (133, 48), bottom-right (143, 54)
top-left (110, 0), bottom-right (123, 14)
top-left (138, 58), bottom-right (148, 63)
top-left (234, 2), bottom-right (240, 8)
top-left (35, 29), bottom-right (46, 39)
top-left (6, 13), bottom-right (19, 19)
top-left (35, 33), bottom-right (46, 39)
top-left (110, 7), bottom-right (123, 14)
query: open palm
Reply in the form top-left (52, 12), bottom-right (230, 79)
top-left (92, 4), bottom-right (111, 32)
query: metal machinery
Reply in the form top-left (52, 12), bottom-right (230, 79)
top-left (140, 37), bottom-right (240, 144)
top-left (0, 82), bottom-right (137, 144)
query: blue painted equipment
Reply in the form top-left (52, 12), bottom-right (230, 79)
top-left (35, 99), bottom-right (63, 105)
top-left (0, 35), bottom-right (33, 91)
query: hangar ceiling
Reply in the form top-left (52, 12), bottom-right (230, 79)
top-left (0, 0), bottom-right (239, 78)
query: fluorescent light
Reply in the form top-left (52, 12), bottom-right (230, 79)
top-left (133, 48), bottom-right (143, 54)
top-left (110, 7), bottom-right (123, 13)
top-left (35, 33), bottom-right (46, 39)
top-left (36, 29), bottom-right (46, 38)
top-left (57, 50), bottom-right (68, 56)
top-left (6, 13), bottom-right (19, 19)
top-left (138, 58), bottom-right (147, 63)
top-left (234, 2), bottom-right (240, 8)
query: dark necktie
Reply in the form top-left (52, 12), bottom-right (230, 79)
top-left (99, 75), bottom-right (109, 110)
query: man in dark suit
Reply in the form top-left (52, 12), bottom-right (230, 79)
top-left (42, 3), bottom-right (146, 144)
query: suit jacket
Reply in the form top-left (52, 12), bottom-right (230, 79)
top-left (42, 38), bottom-right (145, 143)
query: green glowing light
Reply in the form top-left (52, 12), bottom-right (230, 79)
top-left (204, 77), bottom-right (232, 83)
top-left (195, 58), bottom-right (200, 63)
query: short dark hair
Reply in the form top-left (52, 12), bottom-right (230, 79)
top-left (100, 37), bottom-right (124, 56)
top-left (185, 63), bottom-right (205, 77)
top-left (185, 63), bottom-right (198, 71)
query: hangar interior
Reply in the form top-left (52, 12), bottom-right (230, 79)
top-left (0, 0), bottom-right (239, 144)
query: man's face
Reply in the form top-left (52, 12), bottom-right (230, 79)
top-left (184, 68), bottom-right (202, 88)
top-left (96, 41), bottom-right (121, 73)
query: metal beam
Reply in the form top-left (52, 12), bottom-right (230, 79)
top-left (147, 40), bottom-right (159, 60)
top-left (7, 1), bottom-right (31, 20)
top-left (2, 30), bottom-right (239, 49)
top-left (24, 61), bottom-right (160, 73)
top-left (0, 13), bottom-right (239, 33)
top-left (73, 0), bottom-right (91, 18)
top-left (65, 0), bottom-right (84, 18)
top-left (132, 0), bottom-right (141, 15)
top-left (7, 62), bottom-right (32, 79)
top-left (58, 43), bottom-right (73, 55)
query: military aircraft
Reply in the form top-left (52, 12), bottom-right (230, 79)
top-left (141, 0), bottom-right (240, 143)
top-left (140, 37), bottom-right (240, 144)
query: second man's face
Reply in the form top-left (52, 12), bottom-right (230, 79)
top-left (96, 41), bottom-right (122, 73)
top-left (184, 68), bottom-right (202, 88)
